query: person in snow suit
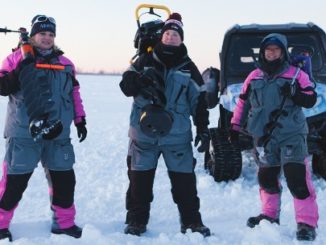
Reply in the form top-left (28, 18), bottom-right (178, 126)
top-left (120, 13), bottom-right (211, 237)
top-left (230, 33), bottom-right (318, 241)
top-left (0, 15), bottom-right (87, 241)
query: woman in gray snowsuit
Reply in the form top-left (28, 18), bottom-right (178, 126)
top-left (0, 15), bottom-right (87, 241)
top-left (230, 33), bottom-right (318, 241)
top-left (120, 13), bottom-right (211, 237)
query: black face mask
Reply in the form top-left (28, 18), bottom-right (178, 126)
top-left (154, 42), bottom-right (187, 68)
top-left (261, 57), bottom-right (284, 76)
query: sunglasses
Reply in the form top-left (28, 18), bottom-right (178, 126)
top-left (32, 16), bottom-right (56, 27)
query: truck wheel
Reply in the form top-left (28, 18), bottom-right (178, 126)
top-left (312, 152), bottom-right (326, 180)
top-left (205, 127), bottom-right (242, 182)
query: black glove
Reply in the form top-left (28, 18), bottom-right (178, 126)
top-left (280, 82), bottom-right (296, 98)
top-left (0, 70), bottom-right (20, 95)
top-left (229, 129), bottom-right (240, 145)
top-left (15, 57), bottom-right (35, 76)
top-left (194, 128), bottom-right (210, 152)
top-left (76, 118), bottom-right (87, 142)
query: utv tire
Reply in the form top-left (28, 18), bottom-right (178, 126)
top-left (205, 127), bottom-right (242, 182)
top-left (312, 153), bottom-right (326, 181)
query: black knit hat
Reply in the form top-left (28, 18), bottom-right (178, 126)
top-left (30, 15), bottom-right (56, 37)
top-left (161, 13), bottom-right (184, 41)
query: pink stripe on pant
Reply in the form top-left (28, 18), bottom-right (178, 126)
top-left (0, 161), bottom-right (15, 229)
top-left (294, 159), bottom-right (319, 227)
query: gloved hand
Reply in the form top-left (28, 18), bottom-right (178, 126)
top-left (194, 128), bottom-right (210, 152)
top-left (0, 58), bottom-right (36, 96)
top-left (280, 82), bottom-right (296, 98)
top-left (16, 57), bottom-right (35, 75)
top-left (229, 129), bottom-right (240, 145)
top-left (76, 118), bottom-right (87, 142)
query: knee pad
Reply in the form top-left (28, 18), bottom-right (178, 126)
top-left (284, 163), bottom-right (310, 199)
top-left (129, 170), bottom-right (155, 203)
top-left (168, 171), bottom-right (198, 205)
top-left (49, 170), bottom-right (76, 208)
top-left (0, 173), bottom-right (32, 210)
top-left (258, 167), bottom-right (281, 194)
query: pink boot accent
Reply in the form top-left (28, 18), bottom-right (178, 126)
top-left (260, 188), bottom-right (281, 219)
top-left (0, 208), bottom-right (14, 229)
top-left (52, 204), bottom-right (76, 229)
top-left (294, 159), bottom-right (319, 227)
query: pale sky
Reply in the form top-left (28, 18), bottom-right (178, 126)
top-left (1, 0), bottom-right (326, 73)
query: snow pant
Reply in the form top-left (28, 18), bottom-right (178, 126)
top-left (0, 160), bottom-right (76, 229)
top-left (125, 155), bottom-right (203, 226)
top-left (125, 158), bottom-right (155, 225)
top-left (258, 159), bottom-right (319, 227)
top-left (168, 170), bottom-right (203, 226)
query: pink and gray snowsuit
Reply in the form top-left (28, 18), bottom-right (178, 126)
top-left (0, 48), bottom-right (86, 231)
top-left (231, 33), bottom-right (318, 227)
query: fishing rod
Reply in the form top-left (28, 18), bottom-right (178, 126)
top-left (0, 27), bottom-right (26, 34)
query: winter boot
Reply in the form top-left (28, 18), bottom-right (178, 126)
top-left (51, 224), bottom-right (82, 238)
top-left (296, 223), bottom-right (316, 241)
top-left (0, 228), bottom-right (12, 242)
top-left (124, 222), bottom-right (147, 236)
top-left (247, 214), bottom-right (279, 228)
top-left (181, 223), bottom-right (211, 237)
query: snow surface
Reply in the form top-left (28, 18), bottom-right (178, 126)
top-left (0, 74), bottom-right (325, 244)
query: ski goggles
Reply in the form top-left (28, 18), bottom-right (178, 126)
top-left (32, 15), bottom-right (56, 27)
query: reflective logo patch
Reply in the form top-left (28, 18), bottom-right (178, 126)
top-left (64, 153), bottom-right (69, 160)
top-left (285, 145), bottom-right (293, 157)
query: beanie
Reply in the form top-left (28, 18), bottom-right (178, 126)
top-left (30, 15), bottom-right (56, 37)
top-left (161, 13), bottom-right (184, 41)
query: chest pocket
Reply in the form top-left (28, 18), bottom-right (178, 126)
top-left (167, 72), bottom-right (191, 114)
top-left (249, 79), bottom-right (265, 108)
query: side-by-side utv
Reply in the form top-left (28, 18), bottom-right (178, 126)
top-left (203, 23), bottom-right (326, 182)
